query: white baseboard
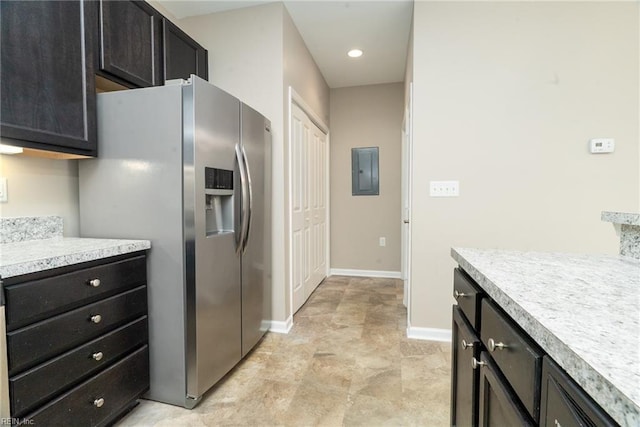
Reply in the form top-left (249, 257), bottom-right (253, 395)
top-left (406, 323), bottom-right (452, 342)
top-left (267, 316), bottom-right (293, 334)
top-left (329, 268), bottom-right (402, 279)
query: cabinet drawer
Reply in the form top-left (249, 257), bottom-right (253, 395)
top-left (25, 345), bottom-right (149, 427)
top-left (7, 286), bottom-right (147, 374)
top-left (540, 357), bottom-right (616, 427)
top-left (10, 316), bottom-right (147, 417)
top-left (453, 268), bottom-right (483, 329)
top-left (5, 255), bottom-right (146, 329)
top-left (481, 299), bottom-right (543, 422)
top-left (478, 351), bottom-right (535, 427)
top-left (451, 305), bottom-right (481, 427)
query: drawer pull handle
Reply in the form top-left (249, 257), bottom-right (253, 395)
top-left (92, 352), bottom-right (104, 361)
top-left (88, 278), bottom-right (101, 287)
top-left (90, 314), bottom-right (102, 324)
top-left (488, 338), bottom-right (507, 351)
top-left (94, 398), bottom-right (105, 408)
top-left (471, 357), bottom-right (486, 369)
top-left (454, 290), bottom-right (468, 299)
top-left (461, 339), bottom-right (474, 350)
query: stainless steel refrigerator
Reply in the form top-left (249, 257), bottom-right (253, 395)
top-left (79, 76), bottom-right (272, 408)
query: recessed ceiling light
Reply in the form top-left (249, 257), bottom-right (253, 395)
top-left (347, 49), bottom-right (363, 58)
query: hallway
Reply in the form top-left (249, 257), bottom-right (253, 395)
top-left (118, 276), bottom-right (451, 426)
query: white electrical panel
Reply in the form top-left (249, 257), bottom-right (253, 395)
top-left (590, 138), bottom-right (615, 154)
top-left (430, 180), bottom-right (459, 197)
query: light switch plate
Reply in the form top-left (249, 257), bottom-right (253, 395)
top-left (430, 180), bottom-right (459, 197)
top-left (0, 177), bottom-right (7, 202)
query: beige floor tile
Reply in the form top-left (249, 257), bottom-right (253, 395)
top-left (116, 276), bottom-right (451, 427)
top-left (282, 380), bottom-right (349, 427)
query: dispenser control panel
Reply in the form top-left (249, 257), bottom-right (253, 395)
top-left (205, 167), bottom-right (233, 190)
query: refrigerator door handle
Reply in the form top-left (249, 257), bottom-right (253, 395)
top-left (235, 143), bottom-right (250, 256)
top-left (240, 145), bottom-right (253, 253)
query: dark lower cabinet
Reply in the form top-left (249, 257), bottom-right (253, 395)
top-left (540, 357), bottom-right (617, 427)
top-left (3, 252), bottom-right (149, 424)
top-left (163, 19), bottom-right (208, 81)
top-left (480, 299), bottom-right (543, 422)
top-left (0, 0), bottom-right (97, 156)
top-left (451, 267), bottom-right (617, 427)
top-left (451, 306), bottom-right (480, 427)
top-left (478, 352), bottom-right (535, 427)
top-left (98, 0), bottom-right (162, 88)
top-left (9, 318), bottom-right (147, 417)
top-left (26, 346), bottom-right (149, 427)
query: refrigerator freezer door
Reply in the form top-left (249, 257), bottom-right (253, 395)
top-left (240, 103), bottom-right (271, 357)
top-left (184, 77), bottom-right (242, 401)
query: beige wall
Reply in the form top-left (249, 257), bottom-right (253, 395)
top-left (0, 152), bottom-right (80, 236)
top-left (330, 83), bottom-right (403, 272)
top-left (283, 9), bottom-right (330, 126)
top-left (180, 3), bottom-right (329, 323)
top-left (409, 1), bottom-right (639, 331)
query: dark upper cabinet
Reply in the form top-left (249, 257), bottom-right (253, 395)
top-left (0, 0), bottom-right (97, 156)
top-left (98, 0), bottom-right (162, 88)
top-left (163, 19), bottom-right (208, 81)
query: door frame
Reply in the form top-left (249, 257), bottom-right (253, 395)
top-left (401, 83), bottom-right (414, 322)
top-left (287, 87), bottom-right (330, 321)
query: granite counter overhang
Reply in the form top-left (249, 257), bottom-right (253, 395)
top-left (0, 237), bottom-right (151, 279)
top-left (451, 247), bottom-right (640, 427)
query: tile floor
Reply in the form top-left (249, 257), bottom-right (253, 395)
top-left (117, 276), bottom-right (451, 426)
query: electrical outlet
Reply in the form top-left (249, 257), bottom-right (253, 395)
top-left (379, 237), bottom-right (386, 247)
top-left (0, 177), bottom-right (7, 203)
top-left (430, 180), bottom-right (459, 197)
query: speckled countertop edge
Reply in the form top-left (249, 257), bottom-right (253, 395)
top-left (602, 211), bottom-right (640, 226)
top-left (0, 237), bottom-right (151, 278)
top-left (451, 247), bottom-right (640, 427)
top-left (0, 216), bottom-right (63, 244)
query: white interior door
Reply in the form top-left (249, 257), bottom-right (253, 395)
top-left (291, 103), bottom-right (309, 312)
top-left (291, 102), bottom-right (327, 313)
top-left (310, 122), bottom-right (327, 291)
top-left (401, 86), bottom-right (413, 309)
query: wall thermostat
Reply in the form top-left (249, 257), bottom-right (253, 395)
top-left (590, 138), bottom-right (615, 154)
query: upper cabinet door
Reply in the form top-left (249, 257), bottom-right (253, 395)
top-left (0, 0), bottom-right (97, 156)
top-left (162, 19), bottom-right (208, 82)
top-left (99, 0), bottom-right (162, 88)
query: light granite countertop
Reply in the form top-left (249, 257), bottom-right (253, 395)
top-left (602, 211), bottom-right (640, 226)
top-left (451, 247), bottom-right (640, 427)
top-left (0, 237), bottom-right (151, 278)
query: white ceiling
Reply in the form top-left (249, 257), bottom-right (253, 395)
top-left (157, 1), bottom-right (414, 88)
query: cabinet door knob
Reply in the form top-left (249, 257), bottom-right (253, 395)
top-left (93, 398), bottom-right (105, 408)
top-left (471, 357), bottom-right (486, 369)
top-left (90, 314), bottom-right (102, 324)
top-left (92, 352), bottom-right (104, 361)
top-left (488, 338), bottom-right (507, 352)
top-left (461, 339), bottom-right (474, 350)
top-left (87, 278), bottom-right (101, 287)
top-left (454, 290), bottom-right (467, 299)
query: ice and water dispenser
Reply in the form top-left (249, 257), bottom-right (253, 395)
top-left (205, 167), bottom-right (234, 236)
